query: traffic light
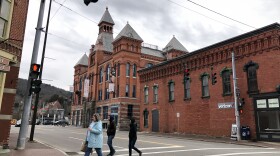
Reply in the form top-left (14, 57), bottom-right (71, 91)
top-left (30, 79), bottom-right (42, 94)
top-left (30, 64), bottom-right (40, 79)
top-left (29, 64), bottom-right (42, 95)
top-left (212, 73), bottom-right (217, 85)
top-left (238, 98), bottom-right (245, 114)
top-left (84, 0), bottom-right (98, 6)
top-left (184, 68), bottom-right (190, 80)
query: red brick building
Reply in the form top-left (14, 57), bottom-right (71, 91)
top-left (71, 8), bottom-right (186, 129)
top-left (0, 0), bottom-right (29, 148)
top-left (138, 23), bottom-right (280, 141)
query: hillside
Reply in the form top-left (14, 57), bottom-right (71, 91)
top-left (15, 78), bottom-right (72, 104)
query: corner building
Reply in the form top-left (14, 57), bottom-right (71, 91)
top-left (71, 8), bottom-right (186, 130)
top-left (138, 23), bottom-right (280, 141)
top-left (0, 0), bottom-right (29, 148)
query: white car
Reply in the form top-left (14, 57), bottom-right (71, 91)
top-left (15, 119), bottom-right (21, 127)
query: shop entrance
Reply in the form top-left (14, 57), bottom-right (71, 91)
top-left (255, 94), bottom-right (280, 141)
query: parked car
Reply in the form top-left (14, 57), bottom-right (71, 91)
top-left (54, 119), bottom-right (69, 126)
top-left (43, 120), bottom-right (54, 125)
top-left (15, 119), bottom-right (21, 127)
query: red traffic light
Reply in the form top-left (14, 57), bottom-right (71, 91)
top-left (31, 64), bottom-right (40, 72)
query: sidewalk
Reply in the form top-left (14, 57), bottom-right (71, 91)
top-left (4, 132), bottom-right (66, 156)
top-left (139, 131), bottom-right (280, 149)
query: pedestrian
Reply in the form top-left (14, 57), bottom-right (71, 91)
top-left (84, 114), bottom-right (103, 156)
top-left (107, 115), bottom-right (116, 156)
top-left (128, 117), bottom-right (142, 156)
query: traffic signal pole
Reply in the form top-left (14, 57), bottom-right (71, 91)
top-left (232, 51), bottom-right (241, 141)
top-left (30, 0), bottom-right (53, 141)
top-left (17, 0), bottom-right (46, 149)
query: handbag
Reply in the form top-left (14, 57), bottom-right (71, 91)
top-left (80, 141), bottom-right (88, 152)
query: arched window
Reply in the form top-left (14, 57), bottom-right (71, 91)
top-left (144, 86), bottom-right (149, 103)
top-left (243, 61), bottom-right (259, 94)
top-left (131, 45), bottom-right (134, 51)
top-left (168, 80), bottom-right (175, 101)
top-left (184, 78), bottom-right (191, 99)
top-left (200, 73), bottom-right (210, 97)
top-left (99, 67), bottom-right (103, 83)
top-left (221, 67), bottom-right (232, 96)
top-left (106, 64), bottom-right (111, 81)
top-left (126, 63), bottom-right (130, 76)
top-left (133, 64), bottom-right (137, 77)
top-left (153, 85), bottom-right (158, 103)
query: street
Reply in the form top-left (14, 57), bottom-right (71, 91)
top-left (11, 126), bottom-right (280, 156)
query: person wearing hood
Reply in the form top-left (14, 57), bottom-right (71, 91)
top-left (107, 115), bottom-right (116, 156)
top-left (85, 114), bottom-right (103, 156)
top-left (128, 117), bottom-right (142, 156)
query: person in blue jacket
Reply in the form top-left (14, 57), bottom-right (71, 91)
top-left (84, 113), bottom-right (103, 156)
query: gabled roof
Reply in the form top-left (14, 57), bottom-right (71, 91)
top-left (163, 36), bottom-right (188, 52)
top-left (114, 23), bottom-right (143, 42)
top-left (98, 7), bottom-right (114, 26)
top-left (75, 54), bottom-right (88, 66)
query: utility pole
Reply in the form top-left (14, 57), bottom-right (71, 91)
top-left (30, 0), bottom-right (53, 141)
top-left (232, 51), bottom-right (241, 141)
top-left (17, 0), bottom-right (46, 149)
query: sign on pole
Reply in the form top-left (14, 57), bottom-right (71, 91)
top-left (84, 79), bottom-right (89, 98)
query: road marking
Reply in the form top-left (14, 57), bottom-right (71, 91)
top-left (70, 132), bottom-right (181, 146)
top-left (114, 136), bottom-right (180, 146)
top-left (35, 139), bottom-right (68, 156)
top-left (114, 147), bottom-right (275, 156)
top-left (69, 137), bottom-right (84, 141)
top-left (77, 146), bottom-right (184, 155)
top-left (206, 151), bottom-right (280, 156)
top-left (70, 132), bottom-right (84, 135)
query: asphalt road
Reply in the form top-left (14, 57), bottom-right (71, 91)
top-left (11, 125), bottom-right (280, 156)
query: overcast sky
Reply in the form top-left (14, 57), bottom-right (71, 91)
top-left (19, 0), bottom-right (280, 91)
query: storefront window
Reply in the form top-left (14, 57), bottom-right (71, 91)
top-left (257, 111), bottom-right (280, 133)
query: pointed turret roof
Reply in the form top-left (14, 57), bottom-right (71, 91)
top-left (98, 7), bottom-right (114, 26)
top-left (163, 36), bottom-right (188, 52)
top-left (114, 23), bottom-right (143, 42)
top-left (75, 54), bottom-right (88, 66)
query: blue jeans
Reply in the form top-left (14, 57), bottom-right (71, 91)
top-left (107, 135), bottom-right (115, 154)
top-left (84, 147), bottom-right (102, 156)
top-left (84, 146), bottom-right (92, 156)
top-left (94, 148), bottom-right (103, 156)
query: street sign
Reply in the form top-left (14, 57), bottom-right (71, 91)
top-left (177, 112), bottom-right (180, 118)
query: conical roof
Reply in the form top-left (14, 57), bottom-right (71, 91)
top-left (114, 23), bottom-right (143, 42)
top-left (163, 36), bottom-right (188, 52)
top-left (75, 54), bottom-right (88, 66)
top-left (98, 7), bottom-right (114, 26)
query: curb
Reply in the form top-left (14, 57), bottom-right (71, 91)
top-left (35, 139), bottom-right (68, 156)
top-left (138, 132), bottom-right (273, 148)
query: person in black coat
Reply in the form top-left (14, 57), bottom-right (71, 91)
top-left (128, 117), bottom-right (142, 156)
top-left (107, 115), bottom-right (116, 156)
